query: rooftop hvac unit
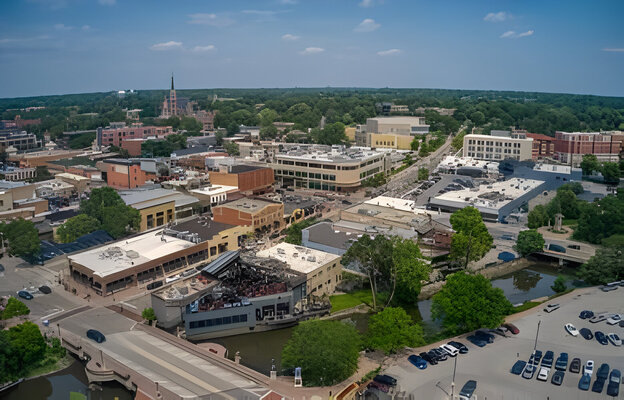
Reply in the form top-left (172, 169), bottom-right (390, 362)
top-left (307, 256), bottom-right (316, 262)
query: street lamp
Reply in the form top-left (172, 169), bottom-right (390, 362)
top-left (450, 354), bottom-right (458, 399)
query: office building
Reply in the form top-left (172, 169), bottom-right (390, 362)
top-left (96, 122), bottom-right (174, 149)
top-left (553, 131), bottom-right (622, 166)
top-left (212, 198), bottom-right (284, 234)
top-left (119, 188), bottom-right (200, 231)
top-left (103, 159), bottom-right (156, 189)
top-left (463, 131), bottom-right (533, 161)
top-left (190, 185), bottom-right (239, 212)
top-left (355, 117), bottom-right (429, 149)
top-left (0, 129), bottom-right (42, 152)
top-left (208, 165), bottom-right (274, 195)
top-left (526, 133), bottom-right (556, 159)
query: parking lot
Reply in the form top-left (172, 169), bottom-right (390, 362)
top-left (382, 287), bottom-right (623, 399)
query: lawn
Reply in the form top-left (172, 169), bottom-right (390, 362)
top-left (330, 289), bottom-right (387, 313)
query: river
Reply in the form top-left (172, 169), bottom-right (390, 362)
top-left (5, 263), bottom-right (579, 398)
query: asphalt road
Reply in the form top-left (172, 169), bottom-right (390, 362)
top-left (382, 287), bottom-right (624, 400)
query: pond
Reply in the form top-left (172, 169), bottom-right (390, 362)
top-left (3, 359), bottom-right (134, 400)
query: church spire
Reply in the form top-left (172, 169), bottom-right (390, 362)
top-left (171, 73), bottom-right (175, 91)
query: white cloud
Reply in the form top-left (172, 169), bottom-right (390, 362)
top-left (98, 0), bottom-right (115, 5)
top-left (81, 25), bottom-right (91, 31)
top-left (282, 33), bottom-right (300, 41)
top-left (354, 18), bottom-right (380, 32)
top-left (603, 48), bottom-right (624, 52)
top-left (359, 0), bottom-right (383, 7)
top-left (484, 11), bottom-right (511, 22)
top-left (500, 30), bottom-right (534, 39)
top-left (54, 23), bottom-right (73, 31)
top-left (188, 13), bottom-right (234, 27)
top-left (192, 45), bottom-right (216, 52)
top-left (377, 48), bottom-right (401, 56)
top-left (150, 41), bottom-right (183, 51)
top-left (300, 47), bottom-right (324, 55)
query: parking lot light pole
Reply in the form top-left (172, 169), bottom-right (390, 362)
top-left (534, 320), bottom-right (541, 351)
top-left (450, 354), bottom-right (458, 399)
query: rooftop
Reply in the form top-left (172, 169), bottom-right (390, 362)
top-left (55, 172), bottom-right (90, 181)
top-left (256, 242), bottom-right (341, 274)
top-left (119, 188), bottom-right (199, 210)
top-left (435, 156), bottom-right (500, 173)
top-left (276, 145), bottom-right (384, 164)
top-left (0, 180), bottom-right (32, 189)
top-left (465, 133), bottom-right (532, 141)
top-left (216, 197), bottom-right (280, 213)
top-left (171, 146), bottom-right (212, 157)
top-left (533, 164), bottom-right (573, 174)
top-left (167, 217), bottom-right (237, 242)
top-left (228, 165), bottom-right (267, 174)
top-left (190, 185), bottom-right (238, 196)
top-left (368, 116), bottom-right (427, 125)
top-left (304, 220), bottom-right (418, 251)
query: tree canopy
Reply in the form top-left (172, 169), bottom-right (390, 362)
top-left (1, 297), bottom-right (30, 320)
top-left (391, 238), bottom-right (431, 304)
top-left (449, 207), bottom-right (493, 267)
top-left (281, 320), bottom-right (361, 387)
top-left (573, 190), bottom-right (624, 243)
top-left (514, 229), bottom-right (545, 257)
top-left (366, 307), bottom-right (425, 354)
top-left (56, 214), bottom-right (101, 243)
top-left (580, 154), bottom-right (600, 176)
top-left (0, 219), bottom-right (40, 257)
top-left (80, 187), bottom-right (140, 239)
top-left (432, 272), bottom-right (513, 334)
top-left (578, 246), bottom-right (624, 285)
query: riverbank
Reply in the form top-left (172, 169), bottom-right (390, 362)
top-left (25, 354), bottom-right (75, 380)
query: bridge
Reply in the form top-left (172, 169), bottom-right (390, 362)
top-left (52, 306), bottom-right (277, 400)
top-left (536, 238), bottom-right (596, 265)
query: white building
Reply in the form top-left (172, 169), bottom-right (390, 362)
top-left (463, 131), bottom-right (533, 161)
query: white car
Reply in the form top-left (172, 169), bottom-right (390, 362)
top-left (537, 367), bottom-right (550, 381)
top-left (590, 313), bottom-right (609, 323)
top-left (606, 314), bottom-right (622, 325)
top-left (607, 333), bottom-right (622, 346)
top-left (544, 304), bottom-right (560, 313)
top-left (439, 344), bottom-right (459, 357)
top-left (564, 323), bottom-right (579, 336)
top-left (584, 360), bottom-right (594, 376)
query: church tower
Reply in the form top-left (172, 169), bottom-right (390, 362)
top-left (169, 73), bottom-right (177, 116)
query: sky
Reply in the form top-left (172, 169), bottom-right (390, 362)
top-left (0, 0), bottom-right (623, 98)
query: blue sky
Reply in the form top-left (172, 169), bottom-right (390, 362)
top-left (1, 0), bottom-right (623, 98)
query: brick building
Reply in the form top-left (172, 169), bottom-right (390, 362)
top-left (96, 122), bottom-right (174, 149)
top-left (526, 133), bottom-right (555, 159)
top-left (103, 159), bottom-right (156, 189)
top-left (212, 198), bottom-right (284, 235)
top-left (554, 131), bottom-right (622, 166)
top-left (209, 165), bottom-right (274, 195)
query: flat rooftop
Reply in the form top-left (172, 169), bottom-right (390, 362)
top-left (276, 145), bottom-right (384, 164)
top-left (256, 242), bottom-right (340, 274)
top-left (304, 220), bottom-right (417, 251)
top-left (119, 188), bottom-right (199, 210)
top-left (368, 116), bottom-right (427, 125)
top-left (190, 185), bottom-right (238, 197)
top-left (533, 164), bottom-right (573, 174)
top-left (167, 217), bottom-right (237, 242)
top-left (68, 230), bottom-right (197, 277)
top-left (435, 156), bottom-right (500, 172)
top-left (216, 197), bottom-right (279, 212)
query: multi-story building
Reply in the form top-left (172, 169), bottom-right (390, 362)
top-left (208, 165), bottom-right (274, 195)
top-left (96, 122), bottom-right (174, 149)
top-left (212, 198), bottom-right (284, 234)
top-left (0, 129), bottom-right (41, 152)
top-left (526, 133), bottom-right (555, 159)
top-left (553, 131), bottom-right (622, 166)
top-left (190, 185), bottom-right (239, 212)
top-left (103, 159), bottom-right (156, 189)
top-left (194, 110), bottom-right (216, 131)
top-left (0, 115), bottom-right (42, 129)
top-left (119, 188), bottom-right (200, 231)
top-left (390, 104), bottom-right (409, 113)
top-left (355, 117), bottom-right (429, 150)
top-left (1, 167), bottom-right (36, 181)
top-left (271, 145), bottom-right (389, 192)
top-left (463, 131), bottom-right (533, 161)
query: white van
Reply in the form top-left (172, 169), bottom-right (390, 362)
top-left (440, 344), bottom-right (459, 357)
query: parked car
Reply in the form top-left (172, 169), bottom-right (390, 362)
top-left (17, 290), bottom-right (33, 300)
top-left (448, 341), bottom-right (469, 354)
top-left (440, 344), bottom-right (459, 357)
top-left (458, 380), bottom-right (477, 400)
top-left (579, 310), bottom-right (594, 319)
top-left (541, 351), bottom-right (554, 368)
top-left (595, 331), bottom-right (608, 345)
top-left (579, 328), bottom-right (593, 340)
top-left (591, 378), bottom-right (605, 393)
top-left (597, 363), bottom-right (610, 380)
top-left (544, 303), bottom-right (560, 313)
top-left (522, 364), bottom-right (536, 379)
top-left (511, 360), bottom-right (527, 375)
top-left (548, 243), bottom-right (566, 253)
top-left (430, 348), bottom-right (448, 361)
top-left (551, 370), bottom-right (564, 385)
top-left (578, 374), bottom-right (591, 391)
top-left (419, 351), bottom-right (437, 366)
top-left (529, 350), bottom-right (543, 366)
top-left (467, 335), bottom-right (487, 347)
top-left (564, 323), bottom-right (579, 336)
top-left (537, 367), bottom-right (550, 381)
top-left (569, 358), bottom-right (581, 373)
top-left (620, 320), bottom-right (624, 328)
top-left (590, 313), bottom-right (609, 323)
top-left (607, 369), bottom-right (621, 397)
top-left (38, 285), bottom-right (51, 294)
top-left (408, 355), bottom-right (427, 369)
top-left (606, 314), bottom-right (622, 325)
top-left (607, 332), bottom-right (622, 346)
top-left (86, 329), bottom-right (106, 343)
top-left (503, 323), bottom-right (519, 334)
top-left (373, 375), bottom-right (397, 387)
top-left (584, 360), bottom-right (594, 376)
top-left (555, 353), bottom-right (568, 371)
top-left (600, 285), bottom-right (618, 292)
top-left (474, 330), bottom-right (495, 343)
top-left (492, 327), bottom-right (508, 337)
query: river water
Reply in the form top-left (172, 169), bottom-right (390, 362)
top-left (6, 263), bottom-right (578, 398)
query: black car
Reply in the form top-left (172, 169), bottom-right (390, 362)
top-left (595, 331), bottom-right (608, 345)
top-left (466, 335), bottom-right (487, 347)
top-left (419, 351), bottom-right (437, 365)
top-left (459, 380), bottom-right (477, 399)
top-left (529, 350), bottom-right (543, 365)
top-left (591, 378), bottom-right (605, 394)
top-left (86, 329), bottom-right (106, 343)
top-left (569, 358), bottom-right (581, 373)
top-left (619, 320), bottom-right (624, 328)
top-left (511, 360), bottom-right (527, 375)
top-left (448, 341), bottom-right (469, 354)
top-left (430, 348), bottom-right (448, 361)
top-left (39, 285), bottom-right (52, 294)
top-left (579, 310), bottom-right (594, 319)
top-left (607, 369), bottom-right (621, 397)
top-left (373, 374), bottom-right (397, 387)
top-left (541, 351), bottom-right (554, 368)
top-left (597, 363), bottom-right (610, 380)
top-left (579, 328), bottom-right (593, 340)
top-left (474, 330), bottom-right (495, 343)
top-left (551, 370), bottom-right (564, 386)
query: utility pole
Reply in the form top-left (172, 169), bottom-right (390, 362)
top-left (450, 354), bottom-right (458, 400)
top-left (534, 320), bottom-right (541, 351)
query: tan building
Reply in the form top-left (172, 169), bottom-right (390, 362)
top-left (55, 172), bottom-right (91, 193)
top-left (463, 131), bottom-right (533, 161)
top-left (272, 145), bottom-right (389, 192)
top-left (344, 126), bottom-right (356, 141)
top-left (0, 180), bottom-right (48, 218)
top-left (355, 116), bottom-right (429, 149)
top-left (256, 242), bottom-right (342, 297)
top-left (119, 188), bottom-right (200, 231)
top-left (212, 198), bottom-right (284, 234)
top-left (68, 218), bottom-right (247, 296)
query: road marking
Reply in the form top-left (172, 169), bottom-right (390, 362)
top-left (41, 308), bottom-right (65, 320)
top-left (120, 301), bottom-right (137, 310)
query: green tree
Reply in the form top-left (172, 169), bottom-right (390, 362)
top-left (601, 162), bottom-right (621, 184)
top-left (56, 214), bottom-right (101, 243)
top-left (313, 122), bottom-right (347, 145)
top-left (0, 219), bottom-right (40, 257)
top-left (80, 187), bottom-right (140, 239)
top-left (527, 205), bottom-right (549, 229)
top-left (470, 111), bottom-right (485, 126)
top-left (432, 272), bottom-right (513, 334)
top-left (578, 246), bottom-right (624, 285)
top-left (449, 207), bottom-right (493, 267)
top-left (391, 238), bottom-right (431, 304)
top-left (551, 276), bottom-right (567, 293)
top-left (417, 167), bottom-right (429, 181)
top-left (557, 182), bottom-right (584, 195)
top-left (223, 142), bottom-right (239, 156)
top-left (142, 307), bottom-right (156, 321)
top-left (258, 108), bottom-right (278, 126)
top-left (260, 124), bottom-right (278, 139)
top-left (514, 229), bottom-right (545, 257)
top-left (580, 154), bottom-right (600, 176)
top-left (554, 188), bottom-right (580, 219)
top-left (410, 138), bottom-right (420, 151)
top-left (6, 321), bottom-right (46, 373)
top-left (284, 218), bottom-right (317, 245)
top-left (2, 297), bottom-right (30, 319)
top-left (281, 320), bottom-right (361, 386)
top-left (367, 307), bottom-right (425, 354)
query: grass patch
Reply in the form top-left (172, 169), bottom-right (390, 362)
top-left (512, 301), bottom-right (541, 313)
top-left (329, 289), bottom-right (388, 313)
top-left (25, 354), bottom-right (74, 378)
top-left (358, 366), bottom-right (382, 384)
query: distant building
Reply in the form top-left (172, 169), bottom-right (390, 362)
top-left (190, 185), bottom-right (239, 213)
top-left (103, 159), bottom-right (156, 189)
top-left (0, 115), bottom-right (42, 129)
top-left (194, 110), bottom-right (216, 131)
top-left (208, 164), bottom-right (274, 195)
top-left (355, 117), bottom-right (429, 150)
top-left (553, 131), bottom-right (622, 166)
top-left (160, 74), bottom-right (190, 118)
top-left (0, 128), bottom-right (42, 152)
top-left (390, 104), bottom-right (409, 113)
top-left (463, 131), bottom-right (533, 161)
top-left (0, 180), bottom-right (48, 218)
top-left (1, 167), bottom-right (36, 181)
top-left (526, 133), bottom-right (555, 159)
top-left (96, 122), bottom-right (174, 149)
top-left (212, 197), bottom-right (284, 235)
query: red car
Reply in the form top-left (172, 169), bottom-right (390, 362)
top-left (503, 323), bottom-right (520, 334)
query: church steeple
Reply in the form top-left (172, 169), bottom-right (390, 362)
top-left (171, 73), bottom-right (175, 91)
